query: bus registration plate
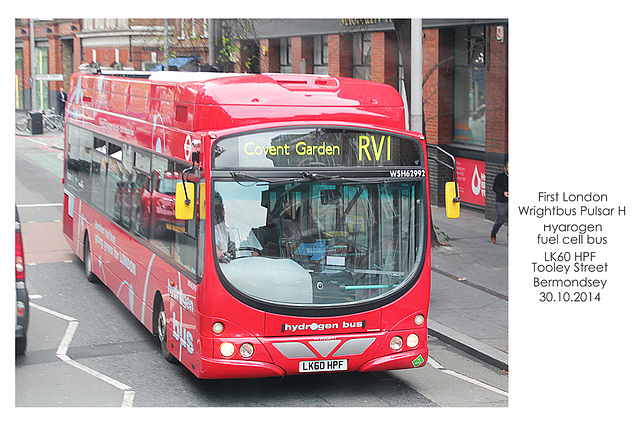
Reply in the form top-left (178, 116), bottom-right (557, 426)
top-left (299, 359), bottom-right (348, 373)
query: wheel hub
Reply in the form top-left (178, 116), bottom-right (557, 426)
top-left (158, 310), bottom-right (167, 342)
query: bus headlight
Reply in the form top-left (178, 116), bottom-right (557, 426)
top-left (407, 334), bottom-right (419, 348)
top-left (414, 314), bottom-right (425, 326)
top-left (239, 343), bottom-right (254, 358)
top-left (212, 322), bottom-right (224, 334)
top-left (220, 342), bottom-right (235, 357)
top-left (390, 336), bottom-right (403, 351)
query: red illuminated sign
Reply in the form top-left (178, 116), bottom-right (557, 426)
top-left (456, 158), bottom-right (485, 206)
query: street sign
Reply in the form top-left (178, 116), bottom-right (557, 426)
top-left (496, 26), bottom-right (504, 43)
top-left (34, 74), bottom-right (63, 81)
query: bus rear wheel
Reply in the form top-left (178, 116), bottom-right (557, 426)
top-left (156, 300), bottom-right (177, 363)
top-left (83, 234), bottom-right (98, 283)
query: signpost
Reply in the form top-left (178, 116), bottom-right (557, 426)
top-left (34, 74), bottom-right (63, 81)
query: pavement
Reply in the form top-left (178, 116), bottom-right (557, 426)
top-left (429, 205), bottom-right (508, 371)
top-left (16, 121), bottom-right (509, 372)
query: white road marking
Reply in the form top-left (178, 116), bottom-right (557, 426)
top-left (29, 302), bottom-right (136, 407)
top-left (16, 203), bottom-right (63, 208)
top-left (25, 137), bottom-right (49, 145)
top-left (428, 356), bottom-right (508, 397)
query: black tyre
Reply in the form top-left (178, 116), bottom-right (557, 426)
top-left (16, 337), bottom-right (27, 355)
top-left (83, 234), bottom-right (98, 283)
top-left (156, 299), bottom-right (177, 363)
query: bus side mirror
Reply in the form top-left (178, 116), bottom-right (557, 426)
top-left (175, 182), bottom-right (195, 220)
top-left (445, 181), bottom-right (460, 219)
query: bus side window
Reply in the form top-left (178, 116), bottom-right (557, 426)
top-left (148, 157), bottom-right (198, 275)
top-left (65, 126), bottom-right (81, 193)
top-left (65, 126), bottom-right (93, 202)
top-left (131, 150), bottom-right (152, 240)
top-left (105, 142), bottom-right (131, 229)
top-left (91, 141), bottom-right (107, 211)
top-left (117, 144), bottom-right (134, 231)
top-left (78, 128), bottom-right (93, 202)
top-left (149, 157), bottom-right (173, 256)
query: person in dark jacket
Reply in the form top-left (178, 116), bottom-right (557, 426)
top-left (56, 87), bottom-right (67, 117)
top-left (491, 160), bottom-right (509, 243)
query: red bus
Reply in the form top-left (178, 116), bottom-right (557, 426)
top-left (63, 70), bottom-right (458, 379)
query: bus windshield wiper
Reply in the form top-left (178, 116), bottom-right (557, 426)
top-left (230, 172), bottom-right (304, 186)
top-left (231, 171), bottom-right (339, 184)
top-left (230, 172), bottom-right (396, 187)
top-left (299, 171), bottom-right (339, 181)
top-left (230, 172), bottom-right (262, 182)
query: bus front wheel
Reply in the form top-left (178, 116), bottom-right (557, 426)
top-left (156, 300), bottom-right (177, 363)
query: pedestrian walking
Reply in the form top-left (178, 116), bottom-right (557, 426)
top-left (56, 86), bottom-right (67, 117)
top-left (490, 160), bottom-right (508, 243)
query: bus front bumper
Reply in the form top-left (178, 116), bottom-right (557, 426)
top-left (358, 348), bottom-right (427, 372)
top-left (196, 347), bottom-right (427, 379)
top-left (199, 357), bottom-right (286, 379)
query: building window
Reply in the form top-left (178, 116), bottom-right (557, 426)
top-left (352, 32), bottom-right (371, 80)
top-left (453, 26), bottom-right (486, 146)
top-left (15, 47), bottom-right (24, 110)
top-left (179, 19), bottom-right (188, 39)
top-left (143, 52), bottom-right (160, 71)
top-left (313, 35), bottom-right (329, 75)
top-left (279, 38), bottom-right (292, 73)
top-left (178, 18), bottom-right (206, 40)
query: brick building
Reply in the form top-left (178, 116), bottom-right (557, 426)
top-left (249, 19), bottom-right (508, 221)
top-left (15, 19), bottom-right (81, 111)
top-left (15, 19), bottom-right (213, 111)
top-left (14, 18), bottom-right (508, 220)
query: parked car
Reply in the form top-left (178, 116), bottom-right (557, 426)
top-left (15, 207), bottom-right (29, 354)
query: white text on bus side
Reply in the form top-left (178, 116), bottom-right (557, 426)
top-left (172, 312), bottom-right (194, 355)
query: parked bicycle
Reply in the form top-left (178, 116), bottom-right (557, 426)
top-left (15, 115), bottom-right (32, 133)
top-left (43, 108), bottom-right (65, 132)
top-left (15, 108), bottom-right (64, 133)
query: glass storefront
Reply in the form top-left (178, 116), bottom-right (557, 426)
top-left (453, 26), bottom-right (486, 146)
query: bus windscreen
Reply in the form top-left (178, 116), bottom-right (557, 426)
top-left (213, 178), bottom-right (425, 307)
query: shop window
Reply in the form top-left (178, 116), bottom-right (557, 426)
top-left (352, 33), bottom-right (371, 80)
top-left (279, 38), bottom-right (292, 73)
top-left (453, 26), bottom-right (486, 146)
top-left (313, 35), bottom-right (329, 75)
